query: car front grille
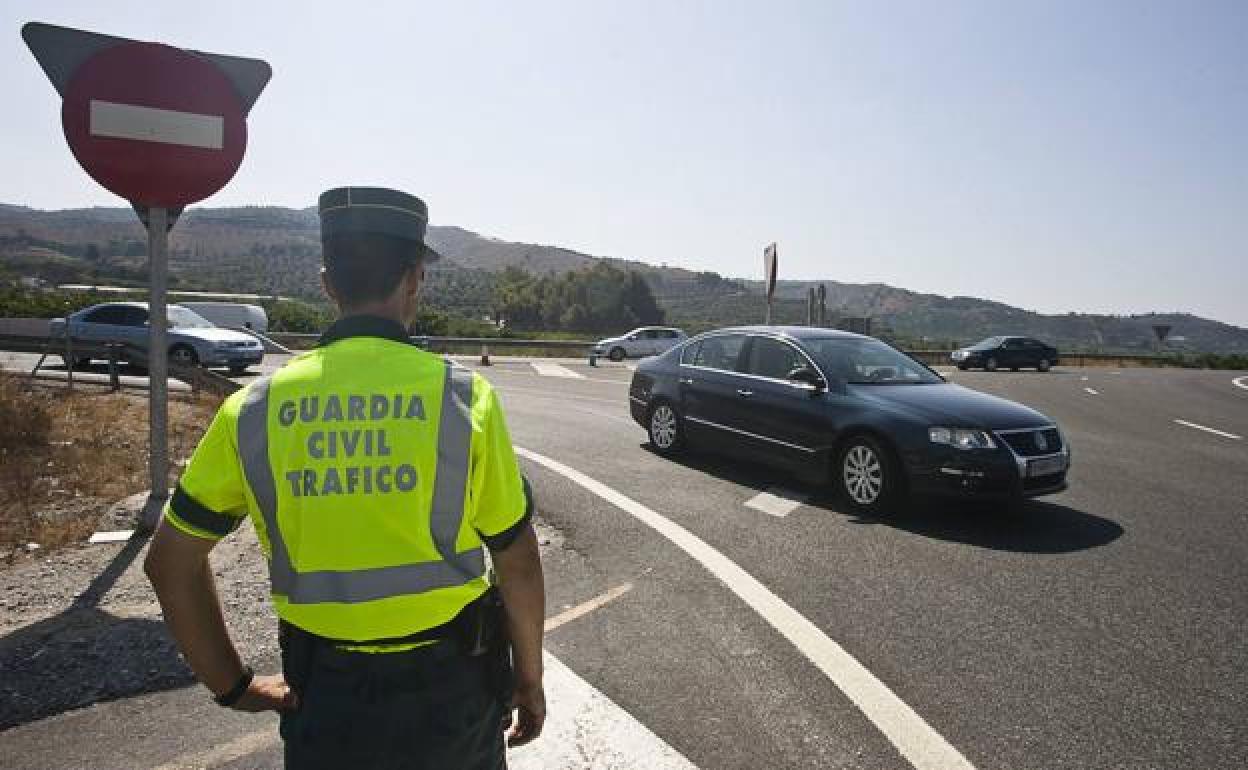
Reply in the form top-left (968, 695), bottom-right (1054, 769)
top-left (997, 427), bottom-right (1063, 457)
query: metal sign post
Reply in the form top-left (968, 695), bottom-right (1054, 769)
top-left (24, 22), bottom-right (270, 530)
top-left (817, 284), bottom-right (827, 327)
top-left (148, 207), bottom-right (169, 503)
top-left (763, 242), bottom-right (778, 325)
top-left (806, 287), bottom-right (815, 326)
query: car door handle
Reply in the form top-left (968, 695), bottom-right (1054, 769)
top-left (679, 377), bottom-right (694, 385)
top-left (737, 389), bottom-right (754, 398)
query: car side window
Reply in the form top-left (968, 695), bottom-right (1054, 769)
top-left (119, 307), bottom-right (148, 327)
top-left (85, 306), bottom-right (125, 324)
top-left (1004, 339), bottom-right (1023, 349)
top-left (746, 337), bottom-right (807, 380)
top-left (691, 334), bottom-right (746, 371)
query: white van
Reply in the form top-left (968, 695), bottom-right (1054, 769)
top-left (178, 302), bottom-right (269, 333)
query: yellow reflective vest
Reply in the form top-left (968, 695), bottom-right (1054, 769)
top-left (164, 316), bottom-right (531, 642)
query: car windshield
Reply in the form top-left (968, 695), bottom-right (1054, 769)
top-left (970, 336), bottom-right (1003, 350)
top-left (168, 306), bottom-right (215, 329)
top-left (804, 338), bottom-right (943, 385)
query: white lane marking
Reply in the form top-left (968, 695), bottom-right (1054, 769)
top-left (1233, 375), bottom-right (1248, 391)
top-left (1173, 419), bottom-right (1243, 440)
top-left (511, 651), bottom-right (698, 770)
top-left (88, 529), bottom-right (134, 544)
top-left (545, 583), bottom-right (634, 632)
top-left (531, 362), bottom-right (585, 379)
top-left (516, 447), bottom-right (976, 770)
top-left (1083, 387), bottom-right (1100, 396)
top-left (495, 384), bottom-right (622, 408)
top-left (90, 100), bottom-right (224, 149)
top-left (1080, 376), bottom-right (1089, 382)
top-left (626, 364), bottom-right (637, 371)
top-left (744, 488), bottom-right (808, 518)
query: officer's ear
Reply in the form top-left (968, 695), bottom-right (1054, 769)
top-left (403, 262), bottom-right (425, 298)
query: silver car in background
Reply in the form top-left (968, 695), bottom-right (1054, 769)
top-left (591, 327), bottom-right (687, 362)
top-left (49, 302), bottom-right (265, 374)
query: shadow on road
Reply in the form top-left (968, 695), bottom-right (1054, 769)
top-left (643, 443), bottom-right (1124, 555)
top-left (0, 535), bottom-right (194, 731)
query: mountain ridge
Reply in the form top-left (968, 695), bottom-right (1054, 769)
top-left (0, 203), bottom-right (1244, 353)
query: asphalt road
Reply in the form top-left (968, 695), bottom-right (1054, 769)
top-left (2, 354), bottom-right (1245, 769)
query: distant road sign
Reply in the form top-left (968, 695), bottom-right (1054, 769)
top-left (763, 243), bottom-right (778, 300)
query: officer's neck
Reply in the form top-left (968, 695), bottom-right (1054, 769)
top-left (336, 298), bottom-right (409, 329)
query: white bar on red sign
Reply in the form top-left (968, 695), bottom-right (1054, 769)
top-left (89, 100), bottom-right (224, 149)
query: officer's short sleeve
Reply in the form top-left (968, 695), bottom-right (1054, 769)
top-left (470, 379), bottom-right (532, 551)
top-left (163, 394), bottom-right (248, 541)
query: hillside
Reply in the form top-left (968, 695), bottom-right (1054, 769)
top-left (1, 203), bottom-right (1244, 353)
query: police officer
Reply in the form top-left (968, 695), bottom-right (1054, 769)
top-left (145, 186), bottom-right (547, 769)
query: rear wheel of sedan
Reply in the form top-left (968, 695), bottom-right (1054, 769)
top-left (608, 346), bottom-right (626, 362)
top-left (837, 435), bottom-right (903, 516)
top-left (169, 344), bottom-right (199, 367)
top-left (1038, 359), bottom-right (1051, 372)
top-left (648, 400), bottom-right (684, 455)
top-left (985, 356), bottom-right (999, 372)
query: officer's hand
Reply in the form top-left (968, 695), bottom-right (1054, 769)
top-left (232, 674), bottom-right (299, 713)
top-left (506, 682), bottom-right (546, 747)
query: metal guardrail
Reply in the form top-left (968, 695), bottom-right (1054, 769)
top-left (267, 333), bottom-right (593, 357)
top-left (0, 333), bottom-right (240, 396)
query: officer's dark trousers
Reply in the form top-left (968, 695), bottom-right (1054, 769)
top-left (279, 636), bottom-right (507, 770)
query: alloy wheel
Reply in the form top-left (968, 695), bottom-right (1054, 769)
top-left (650, 404), bottom-right (678, 450)
top-left (843, 445), bottom-right (884, 505)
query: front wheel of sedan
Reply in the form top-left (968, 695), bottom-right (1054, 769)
top-left (608, 347), bottom-right (626, 362)
top-left (648, 401), bottom-right (684, 455)
top-left (837, 435), bottom-right (903, 516)
top-left (985, 357), bottom-right (999, 372)
top-left (1037, 359), bottom-right (1051, 372)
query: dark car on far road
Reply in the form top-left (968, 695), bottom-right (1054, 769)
top-left (629, 327), bottom-right (1070, 515)
top-left (951, 336), bottom-right (1059, 372)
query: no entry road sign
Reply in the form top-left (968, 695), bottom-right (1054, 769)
top-left (23, 22), bottom-right (270, 207)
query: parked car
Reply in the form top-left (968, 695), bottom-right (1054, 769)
top-left (49, 302), bottom-right (265, 374)
top-left (951, 336), bottom-right (1059, 372)
top-left (592, 327), bottom-right (687, 361)
top-left (629, 326), bottom-right (1069, 514)
top-left (177, 301), bottom-right (269, 333)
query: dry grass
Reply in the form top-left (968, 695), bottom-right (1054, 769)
top-left (0, 374), bottom-right (220, 554)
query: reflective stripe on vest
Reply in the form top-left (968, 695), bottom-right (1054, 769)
top-left (237, 361), bottom-right (484, 604)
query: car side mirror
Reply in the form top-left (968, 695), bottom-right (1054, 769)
top-left (787, 367), bottom-right (826, 392)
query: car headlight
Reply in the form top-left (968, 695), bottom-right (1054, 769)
top-left (929, 427), bottom-right (997, 450)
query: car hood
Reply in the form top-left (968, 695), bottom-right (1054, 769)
top-left (848, 382), bottom-right (1052, 430)
top-left (171, 327), bottom-right (256, 344)
top-left (595, 336), bottom-right (624, 346)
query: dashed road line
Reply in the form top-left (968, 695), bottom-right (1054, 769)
top-left (531, 362), bottom-right (585, 379)
top-left (516, 447), bottom-right (977, 770)
top-left (545, 583), bottom-right (634, 632)
top-left (744, 488), bottom-right (808, 517)
top-left (1084, 387), bottom-right (1100, 396)
top-left (1173, 419), bottom-right (1242, 441)
top-left (1233, 375), bottom-right (1248, 391)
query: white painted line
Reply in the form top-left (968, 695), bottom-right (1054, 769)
top-left (744, 487), bottom-right (808, 518)
top-left (89, 100), bottom-right (224, 149)
top-left (545, 583), bottom-right (634, 632)
top-left (1233, 375), bottom-right (1248, 391)
top-left (1173, 419), bottom-right (1242, 440)
top-left (511, 652), bottom-right (698, 770)
top-left (516, 447), bottom-right (976, 770)
top-left (531, 362), bottom-right (586, 379)
top-left (1080, 376), bottom-right (1089, 382)
top-left (626, 364), bottom-right (637, 371)
top-left (1083, 387), bottom-right (1100, 396)
top-left (88, 529), bottom-right (134, 544)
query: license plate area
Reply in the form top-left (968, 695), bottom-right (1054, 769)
top-left (1028, 455), bottom-right (1067, 477)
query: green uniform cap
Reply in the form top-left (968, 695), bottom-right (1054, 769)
top-left (318, 186), bottom-right (441, 263)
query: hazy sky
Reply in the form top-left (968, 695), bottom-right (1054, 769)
top-left (3, 1), bottom-right (1245, 326)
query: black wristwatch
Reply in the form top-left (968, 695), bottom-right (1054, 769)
top-left (214, 665), bottom-right (254, 708)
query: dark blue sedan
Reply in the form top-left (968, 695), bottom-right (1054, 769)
top-left (628, 326), bottom-right (1070, 514)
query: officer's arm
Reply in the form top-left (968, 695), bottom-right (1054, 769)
top-left (144, 519), bottom-right (248, 696)
top-left (491, 523), bottom-right (544, 685)
top-left (489, 524), bottom-right (546, 745)
top-left (145, 520), bottom-right (296, 712)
